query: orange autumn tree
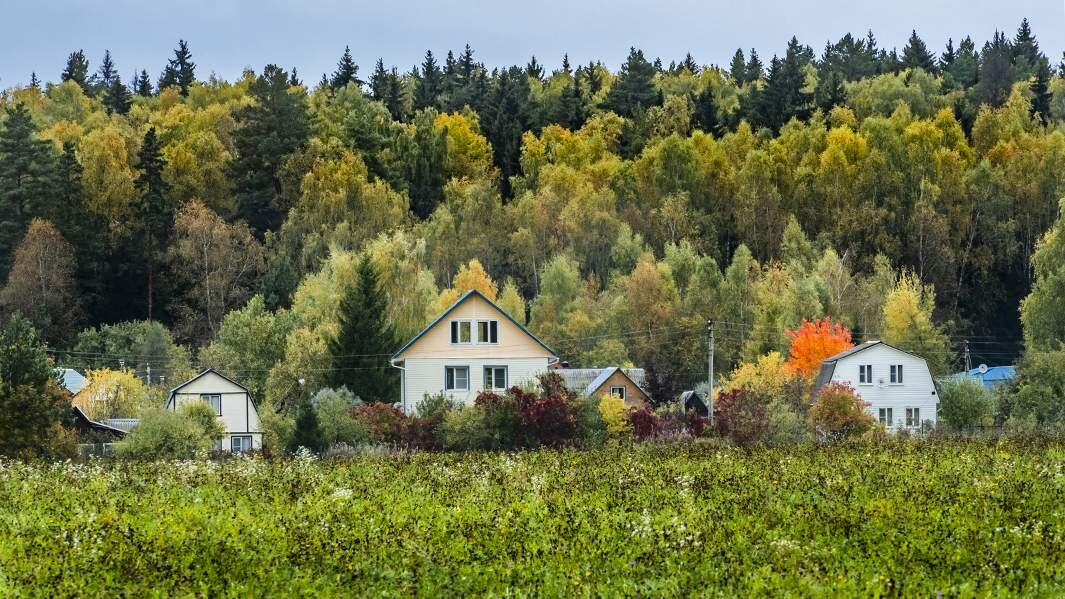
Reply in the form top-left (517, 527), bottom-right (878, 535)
top-left (785, 317), bottom-right (853, 378)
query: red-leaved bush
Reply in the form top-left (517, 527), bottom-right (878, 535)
top-left (810, 382), bottom-right (875, 441)
top-left (521, 395), bottom-right (578, 447)
top-left (714, 388), bottom-right (768, 447)
top-left (353, 403), bottom-right (407, 444)
top-left (629, 408), bottom-right (661, 441)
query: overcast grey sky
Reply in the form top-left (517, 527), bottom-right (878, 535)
top-left (2, 0), bottom-right (1063, 87)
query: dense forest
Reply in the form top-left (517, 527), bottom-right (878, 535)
top-left (1, 19), bottom-right (1064, 409)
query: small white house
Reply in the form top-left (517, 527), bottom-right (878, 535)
top-left (813, 341), bottom-right (938, 430)
top-left (165, 369), bottom-right (262, 452)
top-left (390, 289), bottom-right (559, 413)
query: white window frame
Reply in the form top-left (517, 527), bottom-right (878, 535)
top-left (477, 320), bottom-right (499, 344)
top-left (906, 407), bottom-right (920, 427)
top-left (450, 319), bottom-right (499, 345)
top-left (231, 435), bottom-right (253, 453)
top-left (878, 407), bottom-right (893, 427)
top-left (201, 393), bottom-right (222, 415)
top-left (483, 366), bottom-right (508, 390)
top-left (450, 320), bottom-right (472, 344)
top-left (858, 365), bottom-right (873, 385)
top-left (609, 385), bottom-right (627, 400)
top-left (445, 366), bottom-right (470, 391)
top-left (890, 364), bottom-right (904, 384)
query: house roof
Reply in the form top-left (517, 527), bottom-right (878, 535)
top-left (555, 367), bottom-right (647, 397)
top-left (166, 368), bottom-right (256, 409)
top-left (391, 289), bottom-right (557, 361)
top-left (56, 368), bottom-right (87, 395)
top-left (813, 340), bottom-right (930, 398)
top-left (954, 365), bottom-right (1016, 388)
top-left (71, 405), bottom-right (129, 437)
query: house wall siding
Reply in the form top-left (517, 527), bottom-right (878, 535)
top-left (401, 357), bottom-right (551, 413)
top-left (397, 295), bottom-right (553, 360)
top-left (168, 372), bottom-right (262, 450)
top-left (828, 344), bottom-right (938, 428)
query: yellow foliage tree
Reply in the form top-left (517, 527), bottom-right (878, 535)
top-left (880, 271), bottom-right (952, 374)
top-left (75, 369), bottom-right (154, 421)
top-left (720, 352), bottom-right (803, 402)
top-left (434, 259), bottom-right (498, 313)
top-left (598, 394), bottom-right (632, 439)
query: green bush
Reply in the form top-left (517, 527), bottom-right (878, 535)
top-left (766, 398), bottom-right (811, 445)
top-left (938, 377), bottom-right (994, 431)
top-left (1008, 349), bottom-right (1065, 425)
top-left (312, 387), bottom-right (367, 448)
top-left (116, 408), bottom-right (213, 459)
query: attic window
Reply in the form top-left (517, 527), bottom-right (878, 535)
top-left (450, 321), bottom-right (472, 344)
top-left (477, 320), bottom-right (498, 344)
top-left (609, 386), bottom-right (626, 400)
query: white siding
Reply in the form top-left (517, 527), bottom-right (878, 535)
top-left (400, 357), bottom-right (551, 413)
top-left (167, 371), bottom-right (262, 450)
top-left (829, 344), bottom-right (938, 429)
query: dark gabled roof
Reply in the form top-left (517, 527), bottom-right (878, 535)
top-left (820, 341), bottom-right (882, 364)
top-left (71, 405), bottom-right (129, 437)
top-left (391, 289), bottom-right (557, 361)
top-left (165, 368), bottom-right (257, 409)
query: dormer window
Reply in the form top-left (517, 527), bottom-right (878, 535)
top-left (450, 319), bottom-right (498, 345)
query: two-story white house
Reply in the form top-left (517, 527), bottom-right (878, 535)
top-left (390, 289), bottom-right (558, 413)
top-left (813, 341), bottom-right (939, 430)
top-left (165, 369), bottom-right (262, 452)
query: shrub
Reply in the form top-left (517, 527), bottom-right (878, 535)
top-left (598, 395), bottom-right (632, 439)
top-left (810, 382), bottom-right (875, 441)
top-left (714, 389), bottom-right (769, 447)
top-left (289, 401), bottom-right (325, 454)
top-left (575, 397), bottom-right (607, 447)
top-left (474, 390), bottom-right (526, 449)
top-left (313, 387), bottom-right (367, 447)
top-left (117, 408), bottom-right (213, 459)
top-left (416, 392), bottom-right (458, 419)
top-left (686, 411), bottom-right (708, 437)
top-left (522, 395), bottom-right (578, 447)
top-left (766, 398), bottom-right (811, 445)
top-left (352, 402), bottom-right (407, 444)
top-left (938, 377), bottom-right (994, 431)
top-left (442, 405), bottom-right (490, 450)
top-left (180, 400), bottom-right (227, 443)
top-left (629, 408), bottom-right (661, 441)
top-left (1007, 349), bottom-right (1065, 425)
top-left (260, 411), bottom-right (295, 458)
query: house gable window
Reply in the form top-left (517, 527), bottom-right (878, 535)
top-left (890, 364), bottom-right (904, 384)
top-left (201, 393), bottom-right (222, 415)
top-left (445, 366), bottom-right (469, 391)
top-left (858, 365), bottom-right (873, 384)
top-left (609, 386), bottom-right (626, 400)
top-left (450, 319), bottom-right (498, 345)
top-left (483, 366), bottom-right (508, 390)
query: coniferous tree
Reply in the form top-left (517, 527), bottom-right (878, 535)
top-left (158, 40), bottom-right (196, 96)
top-left (369, 58), bottom-right (390, 101)
top-left (134, 127), bottom-right (172, 322)
top-left (288, 401), bottom-right (324, 453)
top-left (51, 141), bottom-right (106, 319)
top-left (96, 50), bottom-right (117, 90)
top-left (397, 109), bottom-right (447, 218)
top-left (288, 68), bottom-right (301, 87)
top-left (940, 38), bottom-right (957, 71)
top-left (231, 65), bottom-right (310, 235)
top-left (604, 47), bottom-right (660, 118)
top-left (482, 66), bottom-right (532, 197)
top-left (1013, 18), bottom-right (1041, 74)
top-left (693, 85), bottom-right (720, 135)
top-left (330, 45), bottom-right (362, 89)
top-left (948, 36), bottom-right (980, 87)
top-left (415, 50), bottom-right (443, 110)
top-left (104, 76), bottom-right (133, 115)
top-left (526, 56), bottom-right (544, 81)
top-left (902, 30), bottom-right (938, 73)
top-left (327, 256), bottom-right (398, 402)
top-left (745, 49), bottom-right (764, 82)
top-left (134, 69), bottom-right (153, 96)
top-left (680, 52), bottom-right (699, 74)
top-left (976, 31), bottom-right (1014, 107)
top-left (28, 72), bottom-right (40, 88)
top-left (816, 71), bottom-right (846, 113)
top-left (385, 67), bottom-right (406, 120)
top-left (729, 49), bottom-right (747, 83)
top-left (553, 59), bottom-right (587, 130)
top-left (61, 50), bottom-right (89, 88)
top-left (0, 103), bottom-right (55, 279)
top-left (1031, 59), bottom-right (1052, 125)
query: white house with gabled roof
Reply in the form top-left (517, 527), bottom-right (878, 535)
top-left (165, 368), bottom-right (262, 452)
top-left (390, 289), bottom-right (559, 414)
top-left (813, 341), bottom-right (939, 430)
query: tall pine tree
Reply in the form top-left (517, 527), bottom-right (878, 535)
top-left (330, 45), bottom-right (362, 89)
top-left (61, 50), bottom-right (89, 88)
top-left (0, 103), bottom-right (55, 279)
top-left (603, 47), bottom-right (660, 118)
top-left (415, 50), bottom-right (444, 110)
top-left (158, 40), bottom-right (196, 96)
top-left (1031, 59), bottom-right (1053, 126)
top-left (902, 30), bottom-right (938, 73)
top-left (134, 127), bottom-right (172, 322)
top-left (134, 69), bottom-right (153, 96)
top-left (104, 76), bottom-right (133, 115)
top-left (328, 256), bottom-right (399, 403)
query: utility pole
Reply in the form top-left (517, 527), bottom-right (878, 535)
top-left (146, 362), bottom-right (151, 386)
top-left (707, 319), bottom-right (714, 424)
top-left (963, 340), bottom-right (972, 372)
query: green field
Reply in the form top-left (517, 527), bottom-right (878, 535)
top-left (2, 442), bottom-right (1064, 596)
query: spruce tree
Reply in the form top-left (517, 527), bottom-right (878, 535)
top-left (526, 56), bottom-right (544, 81)
top-left (902, 30), bottom-right (937, 73)
top-left (97, 50), bottom-right (117, 89)
top-left (1013, 18), bottom-right (1041, 73)
top-left (370, 58), bottom-right (389, 101)
top-left (693, 85), bottom-right (720, 135)
top-left (680, 52), bottom-right (699, 74)
top-left (327, 257), bottom-right (399, 402)
top-left (415, 50), bottom-right (443, 110)
top-left (288, 401), bottom-right (325, 453)
top-left (482, 66), bottom-right (531, 197)
top-left (603, 47), bottom-right (660, 118)
top-left (816, 71), bottom-right (846, 113)
top-left (940, 38), bottom-right (956, 70)
top-left (385, 67), bottom-right (406, 121)
top-left (330, 45), bottom-right (361, 89)
top-left (53, 141), bottom-right (107, 316)
top-left (729, 49), bottom-right (747, 83)
top-left (135, 127), bottom-right (172, 322)
top-left (1031, 59), bottom-right (1052, 126)
top-left (948, 37), bottom-right (980, 87)
top-left (976, 31), bottom-right (1015, 107)
top-left (104, 76), bottom-right (133, 115)
top-left (158, 40), bottom-right (196, 96)
top-left (134, 69), bottom-right (153, 96)
top-left (745, 49), bottom-right (764, 82)
top-left (61, 50), bottom-right (90, 88)
top-left (28, 72), bottom-right (40, 88)
top-left (231, 65), bottom-right (310, 235)
top-left (0, 103), bottom-right (55, 279)
top-left (288, 68), bottom-right (301, 87)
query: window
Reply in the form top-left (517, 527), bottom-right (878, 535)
top-left (906, 407), bottom-right (920, 427)
top-left (450, 321), bottom-right (472, 344)
top-left (890, 364), bottom-right (904, 384)
top-left (201, 393), bottom-right (222, 415)
top-left (483, 366), bottom-right (508, 390)
top-left (878, 408), bottom-right (893, 426)
top-left (859, 365), bottom-right (873, 384)
top-left (231, 435), bottom-right (253, 453)
top-left (609, 386), bottom-right (626, 400)
top-left (477, 320), bottom-right (499, 344)
top-left (445, 366), bottom-right (469, 391)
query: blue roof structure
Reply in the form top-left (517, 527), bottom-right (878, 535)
top-left (56, 368), bottom-right (87, 395)
top-left (955, 365), bottom-right (1016, 389)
